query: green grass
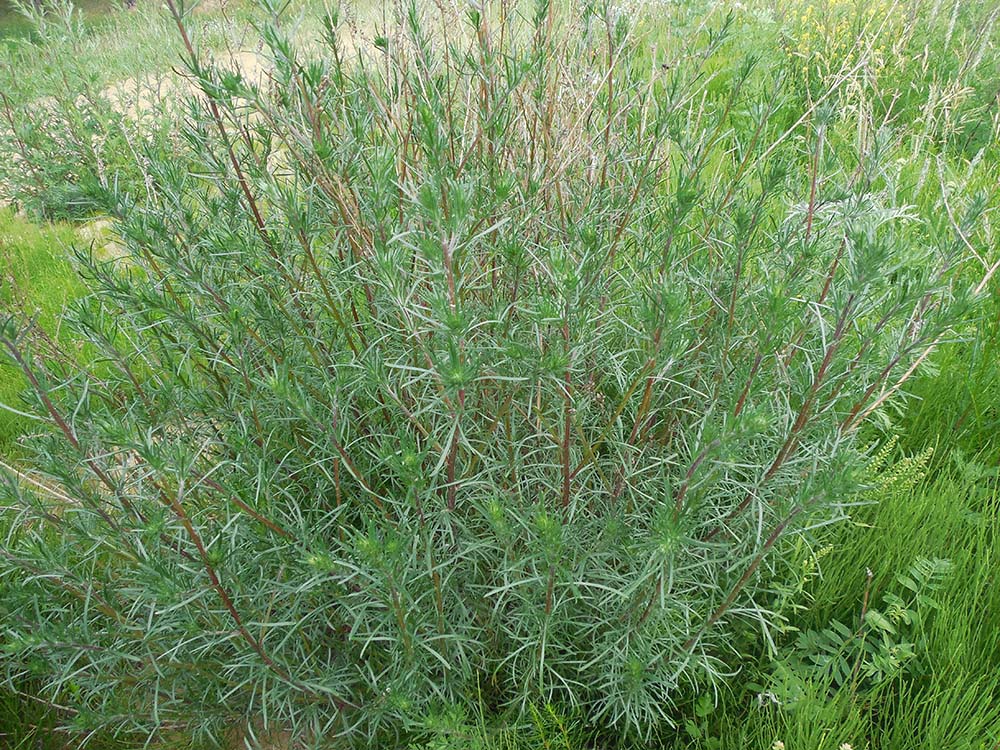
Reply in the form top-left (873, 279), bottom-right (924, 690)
top-left (0, 210), bottom-right (86, 748)
top-left (0, 208), bottom-right (82, 455)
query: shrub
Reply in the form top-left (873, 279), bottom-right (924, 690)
top-left (0, 0), bottom-right (227, 220)
top-left (0, 0), bottom-right (990, 745)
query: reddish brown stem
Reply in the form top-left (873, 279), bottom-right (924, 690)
top-left (160, 480), bottom-right (352, 705)
top-left (805, 119), bottom-right (825, 242)
top-left (707, 296), bottom-right (855, 539)
top-left (733, 352), bottom-right (764, 418)
top-left (674, 438), bottom-right (722, 515)
top-left (683, 506), bottom-right (802, 650)
top-left (1, 337), bottom-right (135, 526)
top-left (198, 475), bottom-right (294, 540)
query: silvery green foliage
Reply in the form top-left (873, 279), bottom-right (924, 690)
top-left (0, 0), bottom-right (983, 745)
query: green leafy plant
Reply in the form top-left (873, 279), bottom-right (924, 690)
top-left (0, 0), bottom-right (236, 219)
top-left (771, 556), bottom-right (952, 703)
top-left (0, 0), bottom-right (995, 746)
top-left (681, 693), bottom-right (720, 750)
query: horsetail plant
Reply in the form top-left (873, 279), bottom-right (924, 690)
top-left (0, 0), bottom-right (992, 746)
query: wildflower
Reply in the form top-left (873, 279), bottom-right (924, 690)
top-left (772, 742), bottom-right (785, 750)
top-left (840, 745), bottom-right (853, 750)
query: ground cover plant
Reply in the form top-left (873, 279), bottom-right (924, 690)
top-left (1, 0), bottom-right (999, 747)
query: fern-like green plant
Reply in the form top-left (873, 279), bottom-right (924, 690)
top-left (771, 556), bottom-right (952, 702)
top-left (767, 439), bottom-right (932, 640)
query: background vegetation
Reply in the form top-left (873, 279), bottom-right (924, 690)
top-left (1, 0), bottom-right (998, 748)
